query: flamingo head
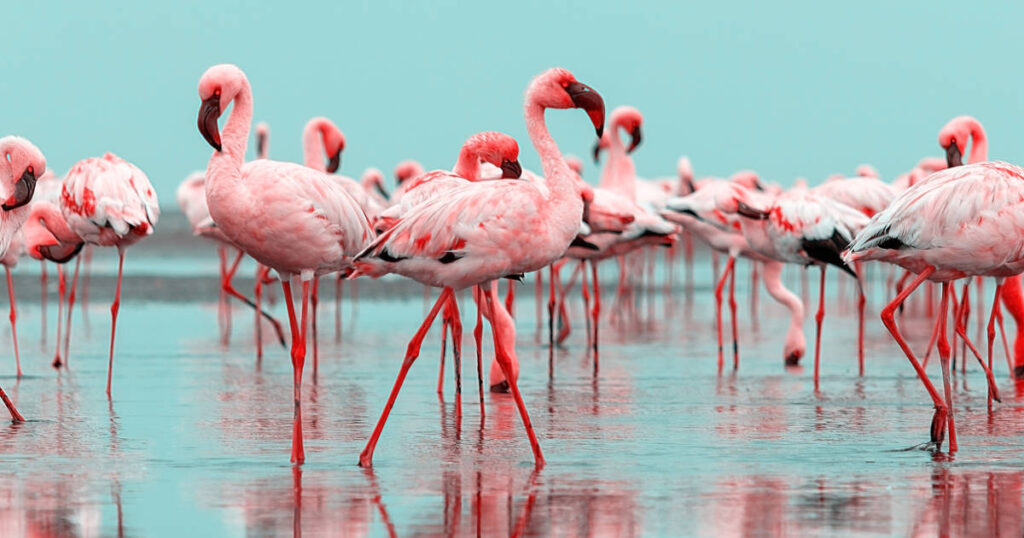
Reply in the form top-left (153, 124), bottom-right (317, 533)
top-left (612, 105), bottom-right (644, 153)
top-left (322, 124), bottom-right (345, 174)
top-left (717, 183), bottom-right (768, 220)
top-left (527, 68), bottom-right (605, 138)
top-left (394, 160), bottom-right (424, 184)
top-left (730, 170), bottom-right (764, 192)
top-left (361, 168), bottom-right (389, 200)
top-left (467, 132), bottom-right (521, 179)
top-left (855, 164), bottom-right (878, 178)
top-left (592, 135), bottom-right (609, 163)
top-left (197, 64), bottom-right (250, 152)
top-left (938, 115), bottom-right (985, 168)
top-left (255, 121), bottom-right (270, 159)
top-left (0, 136), bottom-right (45, 211)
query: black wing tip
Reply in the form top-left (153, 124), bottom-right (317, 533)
top-left (802, 230), bottom-right (857, 278)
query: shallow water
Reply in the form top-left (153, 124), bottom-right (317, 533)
top-left (0, 215), bottom-right (1022, 537)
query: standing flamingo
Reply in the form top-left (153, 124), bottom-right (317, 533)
top-left (34, 153), bottom-right (159, 397)
top-left (0, 136), bottom-right (47, 420)
top-left (845, 116), bottom-right (1021, 451)
top-left (196, 64), bottom-right (373, 464)
top-left (352, 67), bottom-right (605, 468)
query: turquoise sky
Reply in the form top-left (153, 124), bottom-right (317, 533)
top-left (5, 1), bottom-right (1023, 206)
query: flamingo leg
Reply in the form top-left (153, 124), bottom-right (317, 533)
top-left (281, 278), bottom-right (310, 464)
top-left (335, 274), bottom-right (344, 343)
top-left (922, 303), bottom-right (943, 369)
top-left (5, 267), bottom-right (20, 378)
top-left (359, 288), bottom-right (453, 467)
top-left (951, 291), bottom-right (1001, 405)
top-left (856, 262), bottom-right (866, 376)
top-left (0, 383), bottom-right (24, 422)
top-left (534, 271), bottom-right (543, 333)
top-left (936, 283), bottom-right (957, 452)
top-left (254, 265), bottom-right (265, 361)
top-left (482, 283), bottom-right (544, 467)
top-left (505, 280), bottom-right (516, 319)
top-left (217, 245), bottom-right (227, 343)
top-left (713, 255), bottom-right (735, 371)
top-left (590, 261), bottom-right (601, 363)
top-left (63, 255), bottom-right (81, 366)
top-left (581, 260), bottom-right (592, 348)
top-left (555, 263), bottom-right (578, 346)
top-left (473, 286), bottom-right (485, 418)
top-left (448, 294), bottom-right (463, 419)
top-left (438, 305), bottom-right (448, 395)
top-left (222, 267), bottom-right (287, 348)
top-left (880, 266), bottom-right (949, 448)
top-left (813, 266), bottom-right (826, 387)
top-left (750, 261), bottom-right (760, 332)
top-left (729, 258), bottom-right (739, 369)
top-left (311, 277), bottom-right (320, 381)
top-left (105, 251), bottom-right (125, 398)
top-left (987, 282), bottom-right (1003, 398)
top-left (52, 266), bottom-right (65, 368)
top-left (547, 265), bottom-right (556, 350)
top-left (40, 261), bottom-right (47, 348)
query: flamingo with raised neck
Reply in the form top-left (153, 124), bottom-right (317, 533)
top-left (196, 63), bottom-right (373, 464)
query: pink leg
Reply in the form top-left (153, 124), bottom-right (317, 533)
top-left (223, 265), bottom-right (286, 348)
top-left (858, 278), bottom-right (866, 377)
top-left (448, 294), bottom-right (464, 418)
top-left (438, 305), bottom-right (448, 395)
top-left (106, 251), bottom-right (125, 398)
top-left (591, 261), bottom-right (602, 360)
top-left (254, 266), bottom-right (265, 361)
top-left (729, 259), bottom-right (739, 369)
top-left (360, 288), bottom-right (453, 467)
top-left (474, 287), bottom-right (485, 417)
top-left (534, 271), bottom-right (543, 333)
top-left (482, 284), bottom-right (545, 467)
top-left (281, 278), bottom-right (310, 464)
top-left (879, 267), bottom-right (949, 447)
top-left (217, 245), bottom-right (228, 344)
top-left (581, 261), bottom-right (592, 348)
top-left (713, 256), bottom-right (735, 371)
top-left (547, 265), bottom-right (557, 349)
top-left (5, 267), bottom-right (20, 378)
top-left (81, 245), bottom-right (92, 327)
top-left (813, 266), bottom-right (826, 387)
top-left (987, 282), bottom-right (1002, 404)
top-left (335, 275), bottom-right (343, 343)
top-left (950, 285), bottom-right (1001, 404)
top-left (0, 382), bottom-right (24, 422)
top-left (505, 280), bottom-right (516, 319)
top-left (936, 283), bottom-right (957, 452)
top-left (40, 262), bottom-right (47, 347)
top-left (750, 261), bottom-right (760, 331)
top-left (63, 256), bottom-right (81, 365)
top-left (311, 277), bottom-right (320, 381)
top-left (52, 266), bottom-right (65, 369)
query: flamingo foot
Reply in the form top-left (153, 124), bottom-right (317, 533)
top-left (930, 406), bottom-right (948, 448)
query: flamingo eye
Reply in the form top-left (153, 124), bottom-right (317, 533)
top-left (26, 165), bottom-right (33, 174)
top-left (214, 88), bottom-right (221, 97)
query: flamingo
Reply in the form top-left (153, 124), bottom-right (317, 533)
top-left (844, 116), bottom-right (1020, 452)
top-left (360, 168), bottom-right (391, 209)
top-left (663, 180), bottom-right (807, 368)
top-left (388, 160), bottom-right (426, 203)
top-left (715, 182), bottom-right (866, 384)
top-left (0, 136), bottom-right (47, 420)
top-left (196, 64), bottom-right (373, 464)
top-left (352, 66), bottom-right (605, 468)
top-left (33, 152), bottom-right (159, 397)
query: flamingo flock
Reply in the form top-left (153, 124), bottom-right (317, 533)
top-left (1, 63), bottom-right (1022, 470)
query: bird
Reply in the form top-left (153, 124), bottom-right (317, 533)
top-left (388, 160), bottom-right (426, 203)
top-left (33, 152), bottom-right (159, 397)
top-left (716, 181), bottom-right (866, 385)
top-left (196, 63), bottom-right (374, 464)
top-left (351, 66), bottom-right (606, 468)
top-left (663, 179), bottom-right (807, 368)
top-left (0, 135), bottom-right (47, 420)
top-left (845, 115), bottom-right (1019, 452)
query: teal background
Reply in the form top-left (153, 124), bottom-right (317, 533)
top-left (4, 1), bottom-right (1023, 205)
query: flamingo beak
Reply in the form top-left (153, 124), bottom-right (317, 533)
top-left (500, 159), bottom-right (522, 179)
top-left (627, 125), bottom-right (642, 153)
top-left (198, 95), bottom-right (223, 151)
top-left (326, 150), bottom-right (342, 174)
top-left (565, 81), bottom-right (605, 138)
top-left (373, 182), bottom-right (390, 200)
top-left (256, 131), bottom-right (267, 158)
top-left (736, 201), bottom-right (769, 220)
top-left (945, 142), bottom-right (963, 168)
top-left (592, 141), bottom-right (603, 163)
top-left (2, 167), bottom-right (37, 211)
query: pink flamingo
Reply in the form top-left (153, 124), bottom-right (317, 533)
top-left (34, 153), bottom-right (159, 397)
top-left (0, 136), bottom-right (47, 420)
top-left (360, 168), bottom-right (391, 210)
top-left (352, 67), bottom-right (605, 468)
top-left (811, 175), bottom-right (897, 374)
top-left (664, 180), bottom-right (807, 368)
top-left (388, 160), bottom-right (426, 203)
top-left (196, 64), bottom-right (373, 464)
top-left (716, 182), bottom-right (867, 385)
top-left (845, 116), bottom-right (1019, 452)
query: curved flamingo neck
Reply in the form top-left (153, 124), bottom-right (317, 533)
top-left (452, 142), bottom-right (482, 181)
top-left (206, 81), bottom-right (253, 196)
top-left (524, 102), bottom-right (575, 199)
top-left (31, 201), bottom-right (81, 245)
top-left (302, 120), bottom-right (327, 172)
top-left (968, 122), bottom-right (988, 163)
top-left (599, 123), bottom-right (636, 201)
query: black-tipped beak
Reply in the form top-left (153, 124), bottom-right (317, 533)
top-left (198, 95), bottom-right (223, 151)
top-left (565, 81), bottom-right (605, 138)
top-left (326, 150), bottom-right (341, 174)
top-left (736, 201), bottom-right (769, 220)
top-left (945, 142), bottom-right (963, 168)
top-left (627, 125), bottom-right (642, 153)
top-left (373, 182), bottom-right (390, 200)
top-left (39, 241), bottom-right (85, 264)
top-left (2, 168), bottom-right (37, 211)
top-left (256, 131), bottom-right (267, 159)
top-left (500, 159), bottom-right (522, 179)
top-left (592, 141), bottom-right (602, 163)
top-left (570, 235), bottom-right (600, 251)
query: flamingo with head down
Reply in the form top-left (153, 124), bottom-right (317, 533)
top-left (352, 66), bottom-right (605, 468)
